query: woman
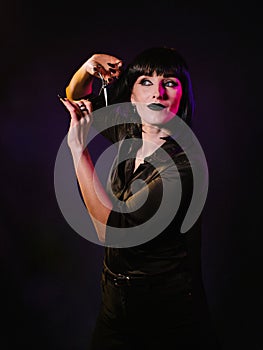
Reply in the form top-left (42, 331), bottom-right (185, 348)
top-left (59, 47), bottom-right (221, 349)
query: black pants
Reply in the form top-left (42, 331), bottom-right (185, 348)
top-left (88, 270), bottom-right (221, 350)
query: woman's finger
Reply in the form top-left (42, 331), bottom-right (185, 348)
top-left (93, 62), bottom-right (121, 84)
top-left (77, 99), bottom-right (92, 114)
top-left (58, 96), bottom-right (82, 124)
top-left (77, 101), bottom-right (88, 114)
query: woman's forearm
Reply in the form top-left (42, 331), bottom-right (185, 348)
top-left (65, 54), bottom-right (122, 101)
top-left (73, 147), bottom-right (112, 243)
top-left (65, 62), bottom-right (94, 101)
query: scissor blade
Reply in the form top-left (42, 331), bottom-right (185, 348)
top-left (103, 87), bottom-right (108, 106)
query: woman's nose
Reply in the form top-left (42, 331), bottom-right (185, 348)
top-left (152, 85), bottom-right (165, 99)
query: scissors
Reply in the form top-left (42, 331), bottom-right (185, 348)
top-left (97, 71), bottom-right (108, 106)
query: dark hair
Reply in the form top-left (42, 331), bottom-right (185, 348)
top-left (90, 47), bottom-right (194, 137)
top-left (109, 46), bottom-right (195, 126)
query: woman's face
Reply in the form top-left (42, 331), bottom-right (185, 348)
top-left (130, 72), bottom-right (183, 126)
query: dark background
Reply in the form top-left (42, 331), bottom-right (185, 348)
top-left (1, 1), bottom-right (262, 349)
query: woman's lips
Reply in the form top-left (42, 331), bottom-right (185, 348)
top-left (147, 103), bottom-right (166, 111)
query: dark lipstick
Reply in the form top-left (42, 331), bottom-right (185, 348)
top-left (147, 103), bottom-right (166, 111)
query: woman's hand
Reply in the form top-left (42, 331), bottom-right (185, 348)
top-left (59, 97), bottom-right (93, 155)
top-left (66, 53), bottom-right (123, 100)
top-left (84, 53), bottom-right (123, 84)
top-left (58, 95), bottom-right (112, 242)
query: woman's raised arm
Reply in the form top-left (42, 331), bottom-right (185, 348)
top-left (65, 53), bottom-right (122, 101)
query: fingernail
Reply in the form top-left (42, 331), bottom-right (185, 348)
top-left (57, 94), bottom-right (66, 101)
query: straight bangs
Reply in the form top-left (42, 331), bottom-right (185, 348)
top-left (128, 47), bottom-right (188, 82)
top-left (130, 62), bottom-right (185, 81)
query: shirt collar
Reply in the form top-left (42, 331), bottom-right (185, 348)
top-left (124, 134), bottom-right (184, 164)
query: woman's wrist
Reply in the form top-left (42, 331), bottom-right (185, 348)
top-left (66, 64), bottom-right (94, 100)
top-left (68, 143), bottom-right (87, 170)
top-left (84, 59), bottom-right (97, 76)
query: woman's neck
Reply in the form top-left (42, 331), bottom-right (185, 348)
top-left (139, 123), bottom-right (170, 158)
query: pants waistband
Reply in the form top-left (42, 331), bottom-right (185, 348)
top-left (102, 263), bottom-right (170, 287)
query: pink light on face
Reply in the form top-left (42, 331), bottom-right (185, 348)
top-left (131, 73), bottom-right (183, 124)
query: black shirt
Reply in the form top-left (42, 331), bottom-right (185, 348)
top-left (92, 105), bottom-right (205, 295)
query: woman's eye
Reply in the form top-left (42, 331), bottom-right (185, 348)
top-left (163, 80), bottom-right (179, 88)
top-left (139, 79), bottom-right (152, 86)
